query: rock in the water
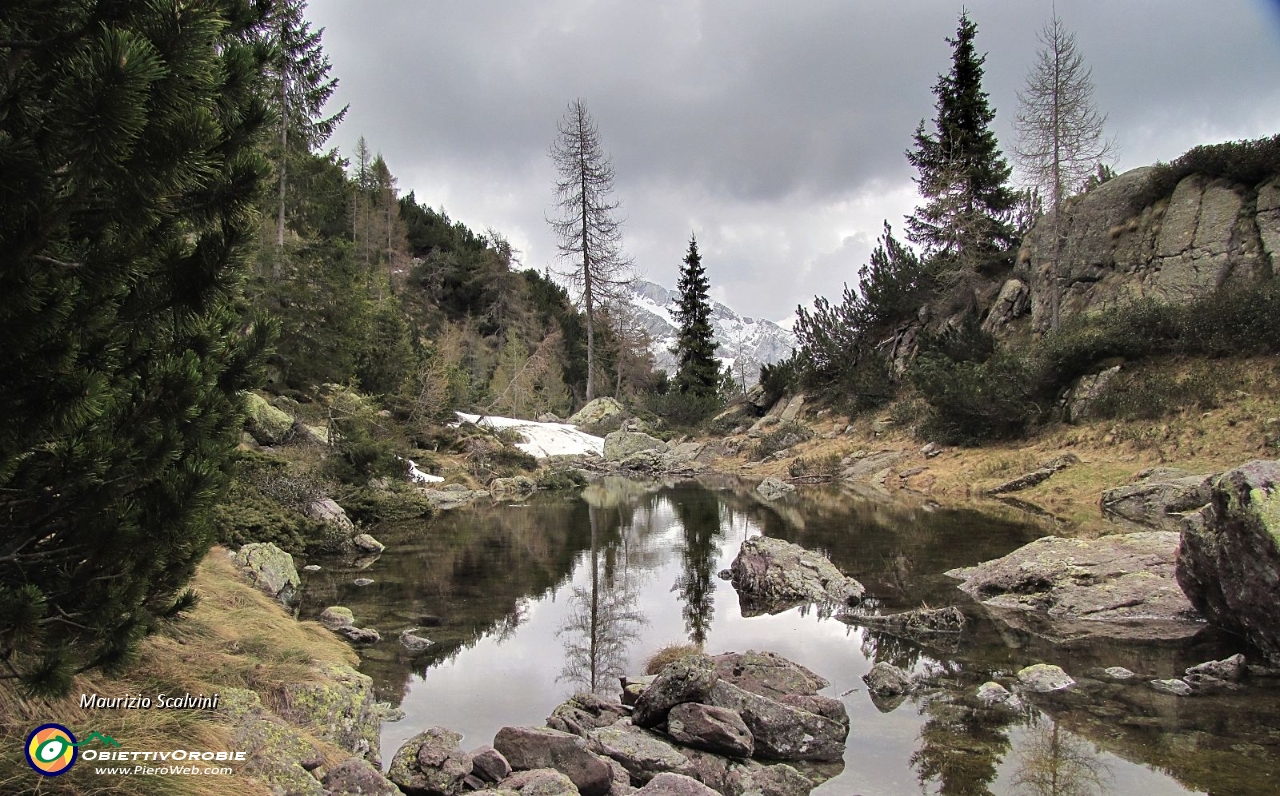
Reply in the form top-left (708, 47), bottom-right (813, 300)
top-left (976, 682), bottom-right (1020, 710)
top-left (1185, 653), bottom-right (1246, 681)
top-left (1101, 469), bottom-right (1215, 531)
top-left (1103, 667), bottom-right (1137, 681)
top-left (352, 533), bottom-right (386, 554)
top-left (705, 681), bottom-right (846, 762)
top-left (319, 606), bottom-right (355, 630)
top-left (729, 537), bottom-right (864, 616)
top-left (1150, 679), bottom-right (1193, 696)
top-left (388, 727), bottom-right (473, 796)
top-left (244, 391), bottom-right (295, 445)
top-left (399, 628), bottom-right (433, 653)
top-left (1176, 460), bottom-right (1280, 661)
top-left (303, 564), bottom-right (322, 572)
top-left (338, 626), bottom-right (381, 644)
top-left (233, 542), bottom-right (301, 605)
top-left (469, 745), bottom-right (513, 784)
top-left (304, 497), bottom-right (357, 551)
top-left (604, 430), bottom-right (668, 462)
top-left (776, 694), bottom-right (848, 728)
top-left (547, 693), bottom-right (630, 737)
top-left (712, 651), bottom-right (829, 700)
top-left (322, 757), bottom-right (401, 796)
top-left (842, 606), bottom-right (965, 644)
top-left (1017, 664), bottom-right (1075, 693)
top-left (632, 653), bottom-right (718, 728)
top-left (946, 532), bottom-right (1201, 642)
top-left (493, 726), bottom-right (611, 796)
top-left (587, 721), bottom-right (695, 784)
top-left (490, 476), bottom-right (537, 497)
top-left (569, 397), bottom-right (626, 427)
top-left (353, 577), bottom-right (375, 587)
top-left (755, 477), bottom-right (795, 501)
top-left (634, 772), bottom-right (720, 796)
top-left (862, 662), bottom-right (912, 697)
top-left (666, 703), bottom-right (754, 758)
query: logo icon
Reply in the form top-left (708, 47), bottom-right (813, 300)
top-left (25, 724), bottom-right (77, 776)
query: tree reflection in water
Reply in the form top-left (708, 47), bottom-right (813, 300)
top-left (557, 502), bottom-right (646, 695)
top-left (911, 688), bottom-right (1016, 796)
top-left (1010, 718), bottom-right (1112, 796)
top-left (672, 488), bottom-right (724, 645)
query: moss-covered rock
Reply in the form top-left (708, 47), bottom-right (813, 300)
top-left (218, 687), bottom-right (326, 796)
top-left (603, 431), bottom-right (667, 462)
top-left (568, 397), bottom-right (625, 427)
top-left (244, 391), bottom-right (296, 446)
top-left (233, 542), bottom-right (301, 605)
top-left (281, 662), bottom-right (382, 765)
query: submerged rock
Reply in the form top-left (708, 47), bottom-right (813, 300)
top-left (862, 662), bottom-right (912, 697)
top-left (976, 682), bottom-right (1020, 711)
top-left (729, 536), bottom-right (864, 617)
top-left (946, 532), bottom-right (1202, 642)
top-left (1176, 460), bottom-right (1280, 661)
top-left (1150, 678), bottom-right (1194, 697)
top-left (399, 628), bottom-right (433, 653)
top-left (1017, 664), bottom-right (1075, 693)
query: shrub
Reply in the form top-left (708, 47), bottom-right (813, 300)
top-left (1135, 134), bottom-right (1280, 209)
top-left (337, 486), bottom-right (435, 525)
top-left (644, 643), bottom-right (703, 675)
top-left (641, 390), bottom-right (724, 431)
top-left (788, 452), bottom-right (843, 480)
top-left (1088, 367), bottom-right (1223, 421)
top-left (536, 468), bottom-right (588, 491)
top-left (911, 350), bottom-right (1038, 445)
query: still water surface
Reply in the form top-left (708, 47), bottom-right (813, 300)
top-left (298, 478), bottom-right (1280, 795)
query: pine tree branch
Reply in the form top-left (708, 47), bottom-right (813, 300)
top-left (32, 254), bottom-right (83, 269)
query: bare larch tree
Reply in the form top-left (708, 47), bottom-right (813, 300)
top-left (548, 99), bottom-right (633, 402)
top-left (1014, 9), bottom-right (1114, 330)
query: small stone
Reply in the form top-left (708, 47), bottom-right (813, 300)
top-left (352, 533), bottom-right (386, 554)
top-left (1185, 653), bottom-right (1246, 681)
top-left (716, 569), bottom-right (732, 580)
top-left (353, 578), bottom-right (375, 586)
top-left (319, 606), bottom-right (355, 630)
top-left (863, 662), bottom-right (912, 697)
top-left (322, 758), bottom-right (400, 796)
top-left (468, 745), bottom-right (512, 783)
top-left (1017, 663), bottom-right (1075, 693)
top-left (338, 626), bottom-right (381, 644)
top-left (302, 564), bottom-right (322, 572)
top-left (1150, 678), bottom-right (1193, 696)
top-left (1103, 667), bottom-right (1136, 680)
top-left (399, 629), bottom-right (433, 654)
top-left (976, 681), bottom-right (1019, 710)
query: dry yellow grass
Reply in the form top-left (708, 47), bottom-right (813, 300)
top-left (0, 549), bottom-right (356, 796)
top-left (644, 643), bottom-right (703, 675)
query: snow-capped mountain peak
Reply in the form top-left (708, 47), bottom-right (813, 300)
top-left (624, 280), bottom-right (796, 387)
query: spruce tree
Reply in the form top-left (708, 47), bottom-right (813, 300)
top-left (906, 11), bottom-right (1017, 272)
top-left (0, 0), bottom-right (272, 694)
top-left (672, 234), bottom-right (721, 398)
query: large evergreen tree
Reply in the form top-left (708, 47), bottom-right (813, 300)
top-left (906, 11), bottom-right (1017, 272)
top-left (672, 234), bottom-right (721, 398)
top-left (0, 0), bottom-right (272, 693)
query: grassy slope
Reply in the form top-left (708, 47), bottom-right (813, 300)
top-left (0, 551), bottom-right (357, 796)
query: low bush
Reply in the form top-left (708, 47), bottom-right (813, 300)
top-left (788, 452), bottom-right (843, 480)
top-left (1088, 367), bottom-right (1223, 421)
top-left (753, 421), bottom-right (814, 459)
top-left (644, 643), bottom-right (703, 675)
top-left (1135, 134), bottom-right (1280, 208)
top-left (641, 390), bottom-right (723, 431)
top-left (337, 486), bottom-right (435, 525)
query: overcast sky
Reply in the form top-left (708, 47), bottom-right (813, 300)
top-left (306, 0), bottom-right (1280, 322)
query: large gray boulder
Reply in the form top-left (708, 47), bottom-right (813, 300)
top-left (1177, 460), bottom-right (1280, 660)
top-left (633, 653), bottom-right (718, 728)
top-left (493, 726), bottom-right (612, 796)
top-left (604, 431), bottom-right (668, 462)
top-left (666, 703), bottom-right (753, 758)
top-left (587, 720), bottom-right (695, 784)
top-left (322, 757), bottom-right (401, 796)
top-left (233, 542), bottom-right (300, 605)
top-left (946, 532), bottom-right (1202, 642)
top-left (388, 727), bottom-right (473, 796)
top-left (303, 497), bottom-right (357, 551)
top-left (633, 773), bottom-right (719, 796)
top-left (710, 651), bottom-right (828, 700)
top-left (704, 681), bottom-right (846, 762)
top-left (729, 536), bottom-right (864, 617)
top-left (1101, 468), bottom-right (1216, 531)
top-left (547, 693), bottom-right (630, 738)
top-left (243, 391), bottom-right (295, 445)
top-left (569, 397), bottom-right (626, 427)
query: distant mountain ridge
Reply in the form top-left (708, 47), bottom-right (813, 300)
top-left (625, 279), bottom-right (796, 387)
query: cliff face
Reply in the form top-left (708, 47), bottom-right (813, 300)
top-left (1013, 168), bottom-right (1280, 334)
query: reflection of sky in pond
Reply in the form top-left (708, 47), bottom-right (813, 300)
top-left (301, 481), bottom-right (1274, 795)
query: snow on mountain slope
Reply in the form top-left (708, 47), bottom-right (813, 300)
top-left (625, 280), bottom-right (796, 387)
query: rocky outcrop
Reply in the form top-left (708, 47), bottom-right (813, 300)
top-left (218, 687), bottom-right (327, 796)
top-left (570, 397), bottom-right (626, 427)
top-left (704, 681), bottom-right (845, 762)
top-left (388, 727), bottom-right (474, 796)
top-left (233, 542), bottom-right (300, 605)
top-left (604, 431), bottom-right (669, 462)
top-left (946, 532), bottom-right (1202, 642)
top-left (1177, 460), bottom-right (1280, 660)
top-left (728, 536), bottom-right (864, 617)
top-left (1102, 467), bottom-right (1215, 531)
top-left (494, 726), bottom-right (612, 796)
top-left (980, 278), bottom-right (1030, 334)
top-left (244, 391), bottom-right (295, 445)
top-left (1065, 365), bottom-right (1121, 422)
top-left (281, 662), bottom-right (382, 765)
top-left (1021, 169), bottom-right (1278, 334)
top-left (633, 653), bottom-right (719, 728)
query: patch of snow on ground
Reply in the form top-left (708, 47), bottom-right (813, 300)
top-left (404, 458), bottom-right (444, 483)
top-left (455, 413), bottom-right (605, 458)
